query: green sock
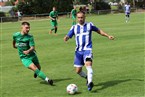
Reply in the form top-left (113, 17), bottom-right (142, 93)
top-left (55, 28), bottom-right (57, 33)
top-left (34, 69), bottom-right (46, 80)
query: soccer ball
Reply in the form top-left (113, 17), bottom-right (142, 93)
top-left (66, 84), bottom-right (78, 95)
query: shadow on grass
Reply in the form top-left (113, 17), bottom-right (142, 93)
top-left (40, 78), bottom-right (72, 86)
top-left (75, 91), bottom-right (82, 95)
top-left (92, 79), bottom-right (144, 93)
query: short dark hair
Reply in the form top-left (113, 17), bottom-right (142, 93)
top-left (21, 22), bottom-right (30, 26)
top-left (53, 6), bottom-right (56, 9)
top-left (77, 11), bottom-right (85, 15)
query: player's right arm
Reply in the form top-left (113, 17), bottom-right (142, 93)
top-left (13, 40), bottom-right (17, 49)
top-left (12, 34), bottom-right (17, 49)
top-left (64, 36), bottom-right (70, 42)
top-left (124, 5), bottom-right (127, 12)
top-left (49, 16), bottom-right (55, 20)
top-left (70, 9), bottom-right (73, 18)
top-left (23, 35), bottom-right (35, 55)
top-left (23, 46), bottom-right (35, 55)
top-left (64, 26), bottom-right (74, 42)
top-left (49, 12), bottom-right (55, 20)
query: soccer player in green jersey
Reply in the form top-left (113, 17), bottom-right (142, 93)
top-left (49, 7), bottom-right (58, 35)
top-left (71, 6), bottom-right (77, 25)
top-left (13, 22), bottom-right (53, 85)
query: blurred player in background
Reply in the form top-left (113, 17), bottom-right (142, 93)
top-left (64, 11), bottom-right (114, 91)
top-left (49, 7), bottom-right (58, 35)
top-left (71, 6), bottom-right (77, 25)
top-left (124, 2), bottom-right (131, 23)
top-left (13, 22), bottom-right (53, 85)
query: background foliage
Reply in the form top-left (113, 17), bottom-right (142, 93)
top-left (16, 0), bottom-right (73, 14)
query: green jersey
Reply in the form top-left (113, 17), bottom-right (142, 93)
top-left (71, 9), bottom-right (77, 18)
top-left (13, 32), bottom-right (36, 59)
top-left (49, 11), bottom-right (58, 22)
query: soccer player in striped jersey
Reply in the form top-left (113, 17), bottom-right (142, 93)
top-left (64, 11), bottom-right (114, 91)
top-left (13, 22), bottom-right (53, 85)
top-left (124, 2), bottom-right (131, 23)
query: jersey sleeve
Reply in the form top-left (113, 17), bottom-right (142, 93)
top-left (13, 34), bottom-right (16, 41)
top-left (124, 5), bottom-right (126, 10)
top-left (90, 22), bottom-right (100, 32)
top-left (13, 32), bottom-right (17, 41)
top-left (49, 11), bottom-right (52, 17)
top-left (56, 11), bottom-right (58, 17)
top-left (67, 26), bottom-right (75, 38)
top-left (71, 9), bottom-right (74, 14)
top-left (29, 36), bottom-right (35, 47)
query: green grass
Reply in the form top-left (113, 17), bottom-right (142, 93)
top-left (0, 13), bottom-right (144, 97)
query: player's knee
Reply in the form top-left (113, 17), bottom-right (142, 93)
top-left (75, 68), bottom-right (82, 74)
top-left (86, 58), bottom-right (92, 62)
top-left (38, 65), bottom-right (41, 70)
top-left (76, 70), bottom-right (81, 74)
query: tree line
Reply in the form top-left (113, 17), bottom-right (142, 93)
top-left (10, 0), bottom-right (74, 14)
top-left (5, 0), bottom-right (145, 15)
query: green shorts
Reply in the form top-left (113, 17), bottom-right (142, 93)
top-left (21, 56), bottom-right (39, 68)
top-left (51, 21), bottom-right (57, 27)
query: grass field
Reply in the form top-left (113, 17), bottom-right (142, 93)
top-left (0, 13), bottom-right (144, 97)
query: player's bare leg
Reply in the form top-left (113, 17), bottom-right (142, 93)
top-left (76, 67), bottom-right (87, 78)
top-left (54, 26), bottom-right (58, 36)
top-left (76, 67), bottom-right (87, 85)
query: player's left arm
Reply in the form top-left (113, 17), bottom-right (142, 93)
top-left (91, 24), bottom-right (114, 40)
top-left (97, 29), bottom-right (114, 40)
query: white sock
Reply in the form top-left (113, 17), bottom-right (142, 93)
top-left (86, 66), bottom-right (93, 84)
top-left (45, 77), bottom-right (49, 82)
top-left (125, 17), bottom-right (127, 22)
top-left (78, 71), bottom-right (87, 78)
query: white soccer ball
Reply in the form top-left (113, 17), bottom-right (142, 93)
top-left (66, 84), bottom-right (78, 95)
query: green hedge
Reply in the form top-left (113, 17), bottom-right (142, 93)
top-left (0, 12), bottom-right (6, 17)
top-left (95, 2), bottom-right (111, 10)
top-left (1, 17), bottom-right (18, 22)
top-left (17, 0), bottom-right (73, 15)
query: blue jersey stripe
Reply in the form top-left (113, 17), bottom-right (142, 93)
top-left (77, 25), bottom-right (80, 34)
top-left (67, 22), bottom-right (99, 51)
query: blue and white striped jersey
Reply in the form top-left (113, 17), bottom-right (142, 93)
top-left (67, 22), bottom-right (99, 51)
top-left (124, 4), bottom-right (130, 13)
